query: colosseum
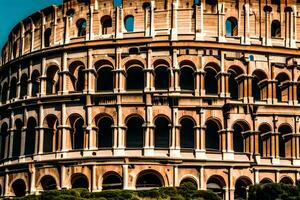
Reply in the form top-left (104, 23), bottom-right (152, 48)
top-left (1, 0), bottom-right (300, 199)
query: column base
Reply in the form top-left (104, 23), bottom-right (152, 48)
top-left (272, 157), bottom-right (280, 165)
top-left (195, 150), bottom-right (206, 159)
top-left (222, 152), bottom-right (234, 160)
top-left (218, 36), bottom-right (226, 43)
top-left (171, 30), bottom-right (178, 41)
top-left (144, 147), bottom-right (155, 156)
top-left (293, 159), bottom-right (300, 166)
top-left (113, 148), bottom-right (125, 156)
top-left (169, 148), bottom-right (181, 158)
top-left (195, 33), bottom-right (204, 41)
top-left (254, 155), bottom-right (261, 164)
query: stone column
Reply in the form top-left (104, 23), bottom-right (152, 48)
top-left (144, 98), bottom-right (154, 156)
top-left (114, 105), bottom-right (125, 156)
top-left (122, 164), bottom-right (129, 189)
top-left (195, 108), bottom-right (206, 159)
top-left (30, 18), bottom-right (35, 52)
top-left (170, 108), bottom-right (180, 157)
top-left (217, 2), bottom-right (225, 42)
top-left (220, 129), bottom-right (234, 160)
top-left (64, 17), bottom-right (70, 44)
top-left (59, 52), bottom-right (68, 95)
top-left (115, 7), bottom-right (123, 38)
top-left (195, 3), bottom-right (204, 40)
top-left (29, 164), bottom-right (36, 195)
top-left (173, 50), bottom-right (180, 92)
top-left (89, 5), bottom-right (94, 40)
top-left (243, 3), bottom-right (250, 44)
top-left (38, 105), bottom-right (44, 155)
top-left (170, 1), bottom-right (178, 41)
top-left (149, 1), bottom-right (155, 37)
top-left (264, 7), bottom-right (272, 46)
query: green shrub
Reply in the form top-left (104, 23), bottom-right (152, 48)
top-left (137, 189), bottom-right (161, 198)
top-left (192, 190), bottom-right (221, 200)
top-left (170, 194), bottom-right (185, 200)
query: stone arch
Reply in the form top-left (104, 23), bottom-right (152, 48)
top-left (180, 116), bottom-right (196, 149)
top-left (46, 65), bottom-right (60, 94)
top-left (93, 57), bottom-right (115, 68)
top-left (136, 170), bottom-right (165, 189)
top-left (12, 119), bottom-right (23, 158)
top-left (25, 117), bottom-right (37, 155)
top-left (96, 115), bottom-right (114, 148)
top-left (152, 58), bottom-right (171, 69)
top-left (44, 28), bottom-right (52, 47)
top-left (260, 178), bottom-right (273, 184)
top-left (126, 115), bottom-right (144, 148)
top-left (0, 122), bottom-right (8, 159)
top-left (124, 15), bottom-right (134, 32)
top-left (31, 70), bottom-right (40, 97)
top-left (206, 175), bottom-right (226, 199)
top-left (234, 176), bottom-right (253, 200)
top-left (154, 115), bottom-right (170, 148)
top-left (9, 77), bottom-right (17, 99)
top-left (180, 63), bottom-right (195, 91)
top-left (125, 59), bottom-right (145, 91)
top-left (43, 114), bottom-right (59, 153)
top-left (101, 15), bottom-right (112, 35)
top-left (1, 82), bottom-right (8, 104)
top-left (278, 123), bottom-right (293, 158)
top-left (280, 176), bottom-right (294, 185)
top-left (252, 69), bottom-right (268, 101)
top-left (71, 173), bottom-right (89, 189)
top-left (205, 118), bottom-right (222, 151)
top-left (228, 65), bottom-right (244, 100)
top-left (232, 120), bottom-right (250, 153)
top-left (67, 114), bottom-right (85, 150)
top-left (154, 60), bottom-right (170, 90)
top-left (69, 61), bottom-right (86, 92)
top-left (258, 123), bottom-right (272, 157)
top-left (179, 175), bottom-right (199, 189)
top-left (101, 171), bottom-right (123, 190)
top-left (11, 178), bottom-right (27, 197)
top-left (275, 72), bottom-right (290, 102)
top-left (226, 16), bottom-right (238, 36)
top-left (40, 175), bottom-right (57, 190)
top-left (76, 18), bottom-right (87, 37)
top-left (204, 63), bottom-right (221, 95)
top-left (95, 60), bottom-right (114, 91)
top-left (271, 20), bottom-right (281, 38)
top-left (19, 73), bottom-right (28, 98)
top-left (179, 59), bottom-right (197, 71)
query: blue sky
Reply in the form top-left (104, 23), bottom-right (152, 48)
top-left (0, 0), bottom-right (63, 51)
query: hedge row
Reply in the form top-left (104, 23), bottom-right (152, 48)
top-left (10, 183), bottom-right (221, 200)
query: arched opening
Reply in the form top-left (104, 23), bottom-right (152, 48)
top-left (20, 74), bottom-right (28, 98)
top-left (76, 18), bottom-right (87, 37)
top-left (25, 117), bottom-right (36, 155)
top-left (12, 119), bottom-right (23, 158)
top-left (71, 117), bottom-right (85, 150)
top-left (180, 118), bottom-right (195, 149)
top-left (204, 65), bottom-right (219, 95)
top-left (143, 2), bottom-right (151, 9)
top-left (126, 66), bottom-right (144, 90)
top-left (101, 15), bottom-right (112, 35)
top-left (154, 117), bottom-right (170, 148)
top-left (124, 15), bottom-right (134, 32)
top-left (126, 116), bottom-right (144, 148)
top-left (260, 178), bottom-right (273, 184)
top-left (102, 172), bottom-right (123, 190)
top-left (258, 124), bottom-right (272, 157)
top-left (180, 178), bottom-right (198, 189)
top-left (97, 66), bottom-right (114, 91)
top-left (9, 77), bottom-right (17, 99)
top-left (252, 70), bottom-right (268, 101)
top-left (31, 70), bottom-right (40, 97)
top-left (46, 65), bottom-right (59, 95)
top-left (234, 177), bottom-right (252, 200)
top-left (180, 66), bottom-right (195, 91)
top-left (205, 119), bottom-right (220, 151)
top-left (41, 175), bottom-right (57, 190)
top-left (1, 82), bottom-right (8, 104)
top-left (194, 0), bottom-right (200, 6)
top-left (12, 179), bottom-right (26, 197)
top-left (113, 0), bottom-right (122, 7)
top-left (226, 17), bottom-right (238, 37)
top-left (271, 20), bottom-right (281, 38)
top-left (0, 123), bottom-right (8, 159)
top-left (66, 9), bottom-right (75, 17)
top-left (275, 73), bottom-right (290, 102)
top-left (155, 66), bottom-right (170, 90)
top-left (232, 121), bottom-right (250, 153)
top-left (136, 171), bottom-right (164, 189)
top-left (44, 28), bottom-right (51, 47)
top-left (280, 177), bottom-right (293, 185)
top-left (69, 61), bottom-right (85, 92)
top-left (72, 174), bottom-right (89, 189)
top-left (228, 66), bottom-right (243, 100)
top-left (43, 115), bottom-right (59, 153)
top-left (207, 176), bottom-right (226, 199)
top-left (13, 42), bottom-right (18, 59)
top-left (97, 117), bottom-right (113, 148)
top-left (278, 124), bottom-right (292, 158)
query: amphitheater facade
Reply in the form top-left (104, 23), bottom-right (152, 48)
top-left (2, 0), bottom-right (300, 199)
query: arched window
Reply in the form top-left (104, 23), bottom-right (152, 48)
top-left (46, 66), bottom-right (59, 95)
top-left (76, 18), bottom-right (87, 37)
top-left (12, 179), bottom-right (26, 197)
top-left (226, 17), bottom-right (238, 37)
top-left (180, 118), bottom-right (195, 149)
top-left (101, 16), bottom-right (112, 35)
top-left (252, 70), bottom-right (268, 101)
top-left (271, 0), bottom-right (280, 6)
top-left (97, 117), bottom-right (113, 148)
top-left (180, 67), bottom-right (195, 91)
top-left (31, 70), bottom-right (40, 97)
top-left (155, 66), bottom-right (170, 90)
top-left (12, 119), bottom-right (23, 158)
top-left (260, 178), bottom-right (273, 184)
top-left (232, 122), bottom-right (249, 153)
top-left (126, 66), bottom-right (144, 90)
top-left (66, 9), bottom-right (75, 17)
top-left (20, 74), bottom-right (28, 98)
top-left (124, 15), bottom-right (134, 32)
top-left (43, 115), bottom-right (59, 153)
top-left (154, 117), bottom-right (170, 148)
top-left (234, 178), bottom-right (252, 200)
top-left (194, 0), bottom-right (200, 6)
top-left (180, 178), bottom-right (198, 189)
top-left (72, 174), bottom-right (89, 189)
top-left (204, 66), bottom-right (219, 95)
top-left (126, 116), bottom-right (144, 148)
top-left (206, 176), bottom-right (226, 199)
top-left (41, 175), bottom-right (57, 190)
top-left (258, 124), bottom-right (272, 157)
top-left (13, 42), bottom-right (18, 59)
top-left (44, 28), bottom-right (51, 47)
top-left (102, 173), bottom-right (123, 190)
top-left (136, 171), bottom-right (164, 189)
top-left (271, 20), bottom-right (281, 38)
top-left (205, 119), bottom-right (220, 151)
top-left (275, 73), bottom-right (290, 102)
top-left (9, 77), bottom-right (17, 99)
top-left (143, 2), bottom-right (151, 10)
top-left (0, 123), bottom-right (8, 159)
top-left (97, 67), bottom-right (114, 91)
top-left (228, 66), bottom-right (243, 100)
top-left (113, 0), bottom-right (122, 7)
top-left (25, 118), bottom-right (36, 155)
top-left (72, 118), bottom-right (85, 150)
top-left (278, 124), bottom-right (292, 158)
top-left (2, 82), bottom-right (8, 104)
top-left (69, 61), bottom-right (85, 92)
top-left (280, 177), bottom-right (293, 185)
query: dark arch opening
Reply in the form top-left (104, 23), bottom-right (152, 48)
top-left (155, 66), bottom-right (170, 90)
top-left (278, 125), bottom-right (292, 158)
top-left (10, 78), bottom-right (17, 99)
top-left (12, 179), bottom-right (26, 197)
top-left (258, 124), bottom-right (272, 157)
top-left (31, 70), bottom-right (40, 97)
top-left (97, 117), bottom-right (113, 148)
top-left (44, 115), bottom-right (58, 153)
top-left (126, 116), bottom-right (144, 148)
top-left (207, 176), bottom-right (225, 199)
top-left (154, 117), bottom-right (170, 148)
top-left (252, 70), bottom-right (267, 101)
top-left (101, 15), bottom-right (112, 35)
top-left (275, 73), bottom-right (289, 102)
top-left (136, 171), bottom-right (163, 189)
top-left (0, 123), bottom-right (8, 159)
top-left (233, 122), bottom-right (249, 153)
top-left (20, 74), bottom-right (28, 98)
top-left (226, 17), bottom-right (238, 37)
top-left (97, 67), bottom-right (114, 91)
top-left (126, 66), bottom-right (144, 90)
top-left (260, 178), bottom-right (272, 184)
top-left (280, 177), bottom-right (293, 185)
top-left (44, 28), bottom-right (51, 47)
top-left (180, 178), bottom-right (198, 189)
top-left (72, 174), bottom-right (89, 189)
top-left (143, 2), bottom-right (151, 10)
top-left (124, 15), bottom-right (134, 32)
top-left (113, 0), bottom-right (122, 8)
top-left (205, 120), bottom-right (220, 151)
top-left (41, 175), bottom-right (57, 190)
top-left (1, 82), bottom-right (8, 104)
top-left (234, 178), bottom-right (252, 200)
top-left (76, 18), bottom-right (87, 37)
top-left (180, 118), bottom-right (195, 149)
top-left (12, 120), bottom-right (23, 158)
top-left (66, 9), bottom-right (75, 17)
top-left (69, 62), bottom-right (85, 92)
top-left (25, 118), bottom-right (36, 155)
top-left (205, 67), bottom-right (218, 95)
top-left (271, 20), bottom-right (281, 38)
top-left (102, 173), bottom-right (123, 190)
top-left (46, 66), bottom-right (59, 95)
top-left (180, 67), bottom-right (195, 91)
top-left (228, 70), bottom-right (239, 100)
top-left (72, 118), bottom-right (85, 150)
